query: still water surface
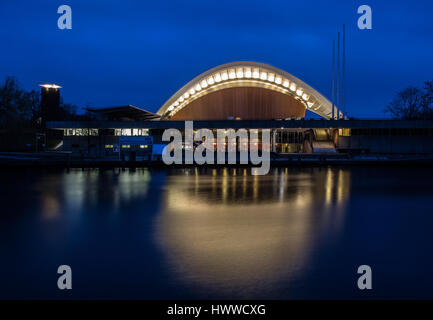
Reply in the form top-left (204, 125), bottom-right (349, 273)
top-left (1, 166), bottom-right (433, 299)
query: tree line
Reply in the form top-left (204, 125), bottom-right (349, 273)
top-left (0, 76), bottom-right (91, 129)
top-left (385, 80), bottom-right (433, 120)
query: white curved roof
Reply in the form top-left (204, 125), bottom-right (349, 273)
top-left (158, 61), bottom-right (339, 119)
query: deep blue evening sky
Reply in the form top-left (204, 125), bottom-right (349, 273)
top-left (1, 0), bottom-right (432, 118)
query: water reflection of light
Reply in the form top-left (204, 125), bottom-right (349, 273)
top-left (41, 195), bottom-right (60, 219)
top-left (156, 168), bottom-right (352, 298)
top-left (59, 168), bottom-right (152, 215)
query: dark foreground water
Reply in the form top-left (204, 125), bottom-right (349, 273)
top-left (1, 166), bottom-right (433, 299)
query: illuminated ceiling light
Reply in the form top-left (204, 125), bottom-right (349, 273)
top-left (296, 89), bottom-right (303, 96)
top-left (275, 76), bottom-right (282, 84)
top-left (39, 84), bottom-right (62, 89)
top-left (252, 68), bottom-right (260, 78)
top-left (245, 68), bottom-right (252, 78)
top-left (201, 79), bottom-right (208, 88)
top-left (195, 84), bottom-right (202, 91)
top-left (214, 73), bottom-right (222, 82)
top-left (283, 80), bottom-right (289, 88)
top-left (207, 76), bottom-right (214, 85)
top-left (267, 73), bottom-right (275, 82)
top-left (236, 68), bottom-right (244, 78)
top-left (229, 69), bottom-right (236, 79)
top-left (302, 93), bottom-right (309, 101)
top-left (189, 88), bottom-right (195, 95)
top-left (221, 71), bottom-right (229, 81)
top-left (184, 92), bottom-right (190, 99)
top-left (290, 83), bottom-right (296, 91)
top-left (260, 71), bottom-right (267, 80)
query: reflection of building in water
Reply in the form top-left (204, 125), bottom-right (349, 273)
top-left (37, 169), bottom-right (153, 220)
top-left (155, 168), bottom-right (351, 298)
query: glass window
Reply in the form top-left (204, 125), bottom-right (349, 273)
top-left (339, 128), bottom-right (351, 136)
top-left (105, 144), bottom-right (113, 149)
top-left (122, 129), bottom-right (131, 136)
top-left (121, 144), bottom-right (130, 148)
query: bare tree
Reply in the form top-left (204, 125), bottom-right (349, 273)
top-left (0, 76), bottom-right (38, 127)
top-left (385, 87), bottom-right (423, 119)
top-left (385, 81), bottom-right (433, 120)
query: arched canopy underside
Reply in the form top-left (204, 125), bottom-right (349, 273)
top-left (158, 62), bottom-right (338, 120)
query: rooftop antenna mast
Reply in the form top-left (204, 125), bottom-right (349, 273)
top-left (332, 40), bottom-right (335, 120)
top-left (342, 24), bottom-right (346, 119)
top-left (336, 32), bottom-right (340, 119)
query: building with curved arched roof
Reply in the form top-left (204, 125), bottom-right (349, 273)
top-left (158, 61), bottom-right (339, 120)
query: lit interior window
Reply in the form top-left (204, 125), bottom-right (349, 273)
top-left (283, 80), bottom-right (289, 88)
top-left (236, 68), bottom-right (244, 78)
top-left (184, 92), bottom-right (190, 99)
top-left (214, 73), bottom-right (222, 82)
top-left (207, 76), bottom-right (214, 85)
top-left (195, 84), bottom-right (202, 91)
top-left (245, 68), bottom-right (252, 78)
top-left (200, 79), bottom-right (208, 88)
top-left (189, 88), bottom-right (195, 95)
top-left (267, 73), bottom-right (275, 82)
top-left (229, 69), bottom-right (236, 79)
top-left (179, 96), bottom-right (184, 102)
top-left (253, 68), bottom-right (260, 78)
top-left (275, 76), bottom-right (282, 84)
top-left (221, 71), bottom-right (229, 81)
top-left (338, 128), bottom-right (351, 136)
top-left (302, 93), bottom-right (309, 101)
top-left (260, 71), bottom-right (267, 80)
top-left (290, 83), bottom-right (296, 91)
top-left (296, 89), bottom-right (303, 96)
top-left (121, 129), bottom-right (131, 136)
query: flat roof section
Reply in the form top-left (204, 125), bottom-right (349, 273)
top-left (87, 105), bottom-right (161, 121)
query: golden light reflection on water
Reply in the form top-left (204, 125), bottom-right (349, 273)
top-left (155, 167), bottom-right (351, 297)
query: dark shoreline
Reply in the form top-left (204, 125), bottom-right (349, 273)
top-left (2, 152), bottom-right (433, 168)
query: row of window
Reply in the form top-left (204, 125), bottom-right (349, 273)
top-left (104, 144), bottom-right (149, 149)
top-left (64, 129), bottom-right (99, 136)
top-left (114, 129), bottom-right (149, 136)
top-left (338, 128), bottom-right (351, 137)
top-left (275, 131), bottom-right (304, 143)
top-left (64, 129), bottom-right (150, 136)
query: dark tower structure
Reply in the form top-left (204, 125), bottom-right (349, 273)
top-left (39, 84), bottom-right (61, 125)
